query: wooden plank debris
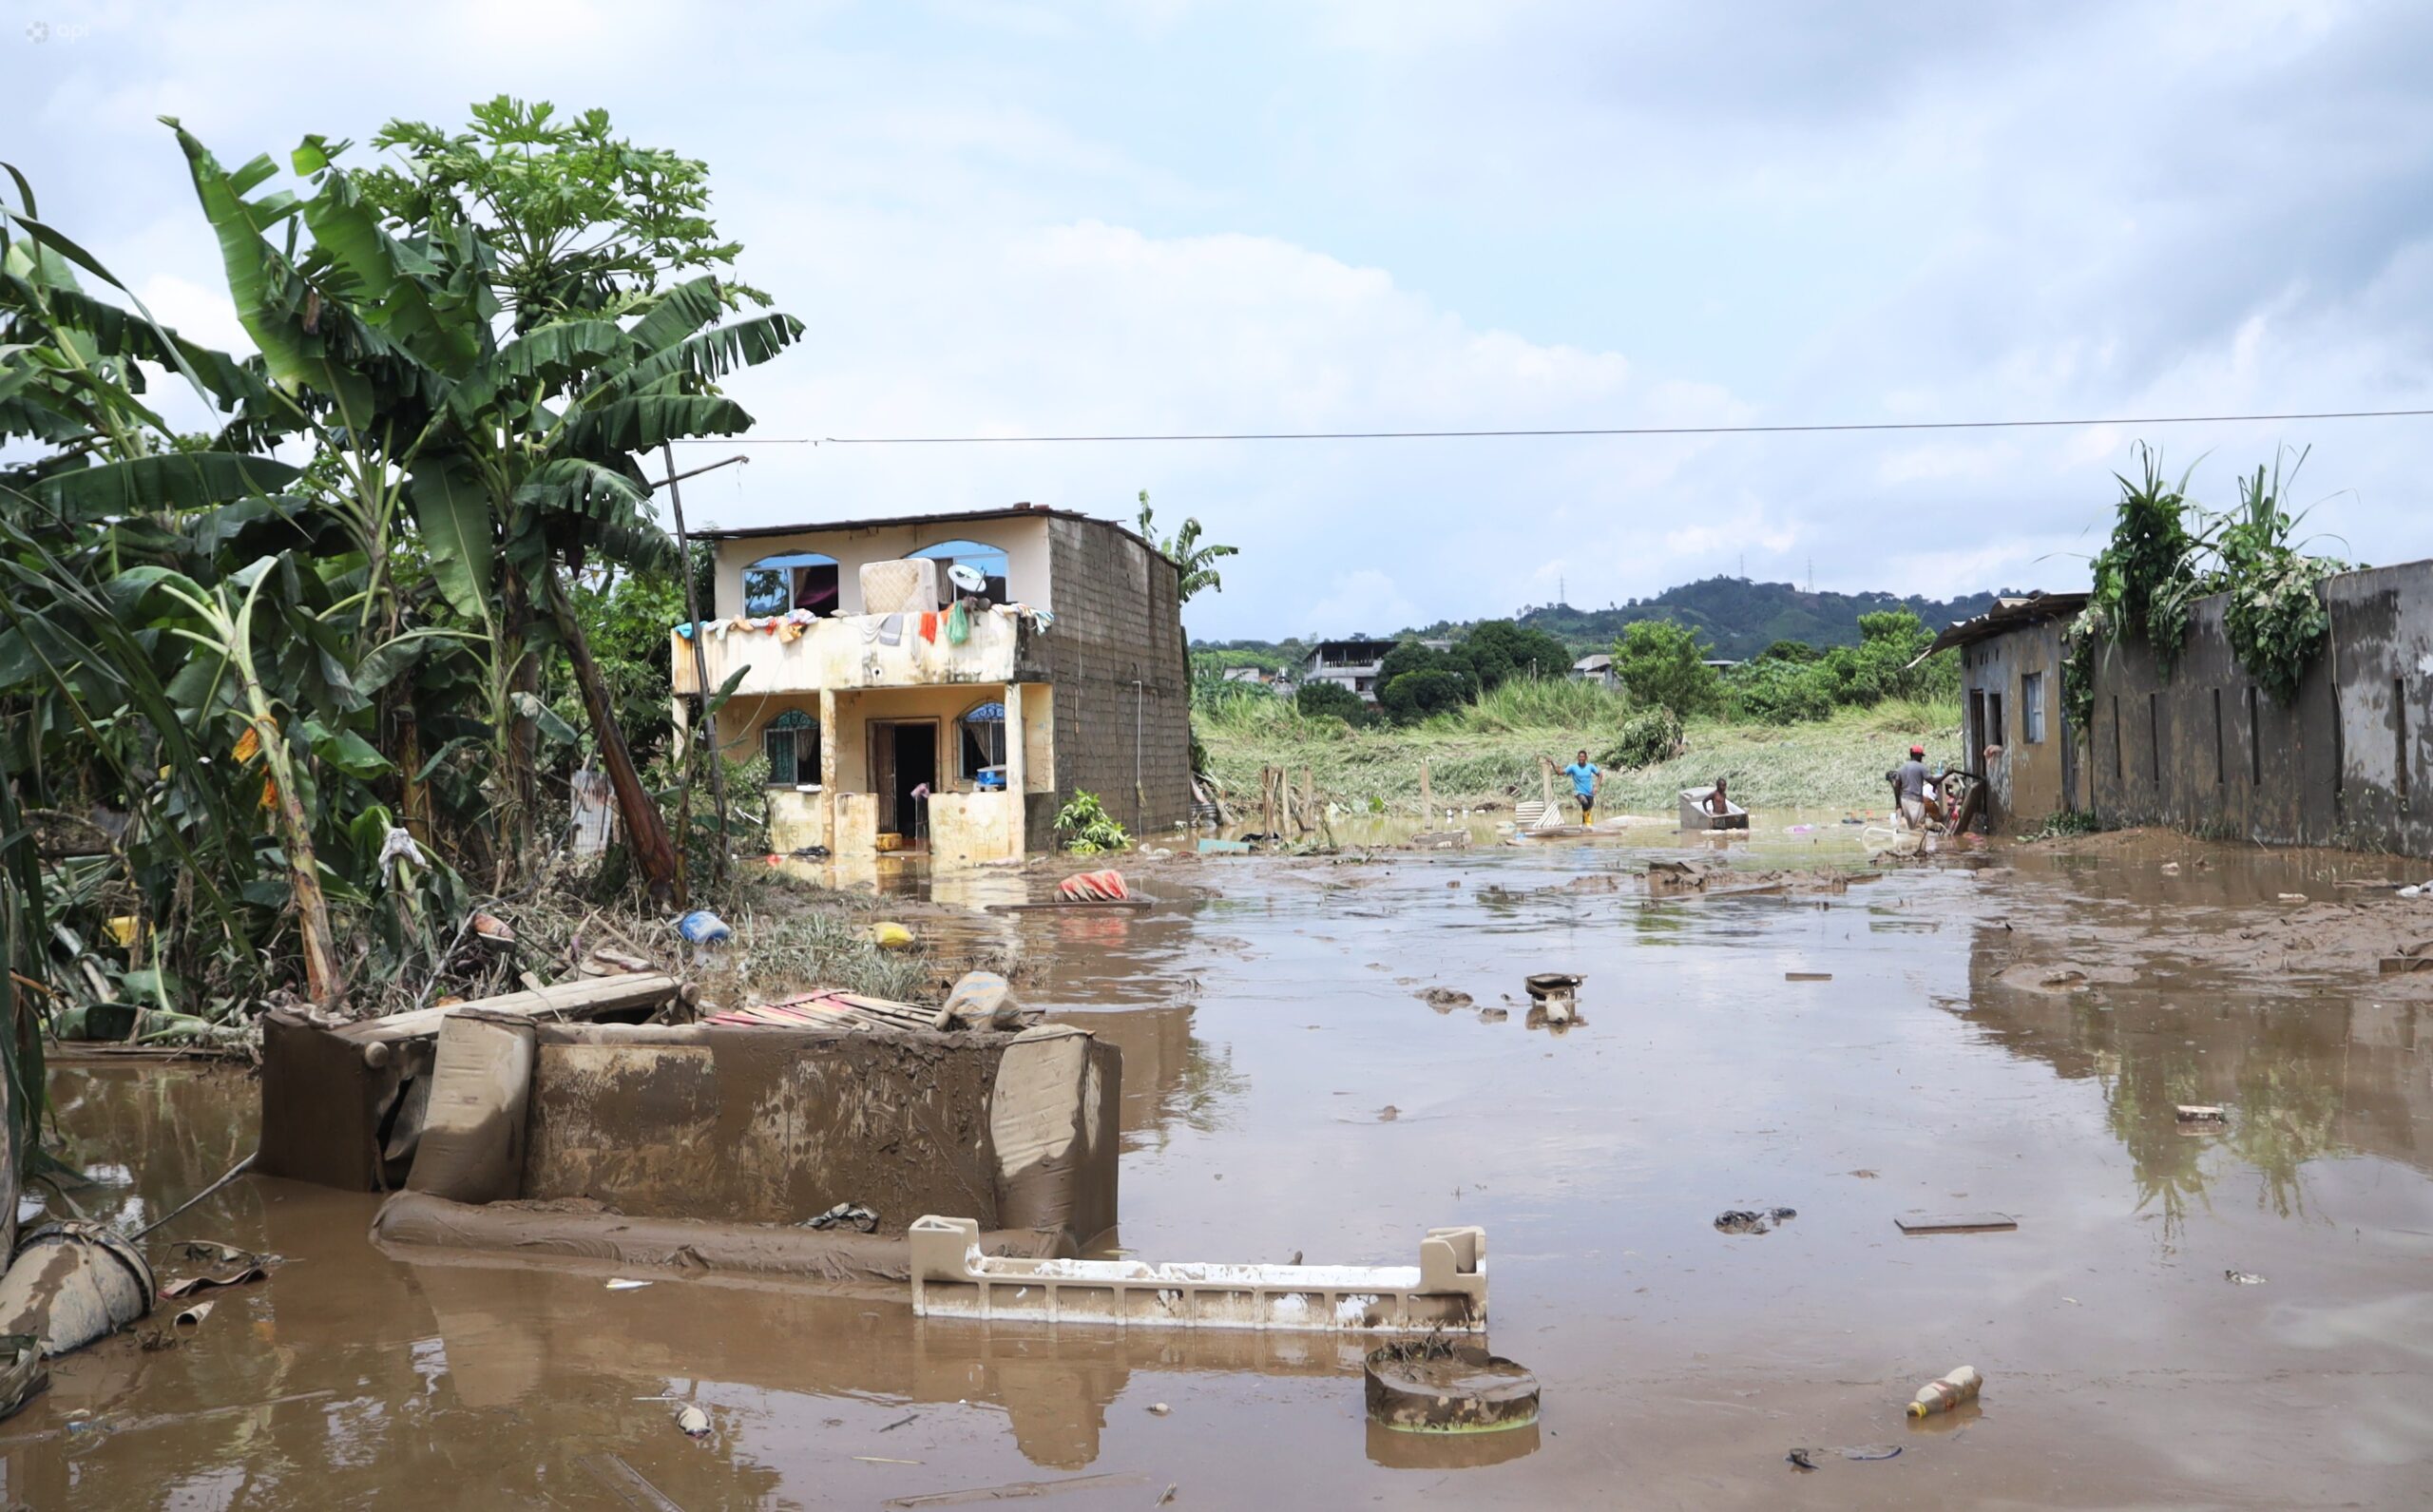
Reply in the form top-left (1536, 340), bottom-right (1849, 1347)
top-left (1896, 1213), bottom-right (2019, 1234)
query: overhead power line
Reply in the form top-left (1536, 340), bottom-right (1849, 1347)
top-left (675, 406), bottom-right (2433, 447)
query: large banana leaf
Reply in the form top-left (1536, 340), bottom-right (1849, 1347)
top-left (33, 452), bottom-right (304, 520)
top-left (406, 451), bottom-right (496, 623)
top-left (584, 311), bottom-right (804, 404)
top-left (553, 392), bottom-right (751, 454)
top-left (292, 141), bottom-right (482, 377)
top-left (511, 457), bottom-right (649, 522)
top-left (621, 275), bottom-right (729, 356)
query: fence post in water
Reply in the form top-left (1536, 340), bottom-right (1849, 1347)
top-left (1420, 759), bottom-right (1433, 819)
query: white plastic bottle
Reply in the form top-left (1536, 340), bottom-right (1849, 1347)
top-left (1906, 1366), bottom-right (1982, 1419)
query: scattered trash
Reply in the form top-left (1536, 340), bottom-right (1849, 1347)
top-left (172, 1299), bottom-right (215, 1330)
top-left (1155, 1486), bottom-right (1178, 1506)
top-left (676, 909), bottom-right (733, 945)
top-left (936, 971), bottom-right (1024, 1031)
top-left (1906, 1365), bottom-right (1983, 1418)
top-left (2276, 892), bottom-right (2308, 903)
top-left (1896, 1212), bottom-right (2018, 1234)
top-left (2225, 1270), bottom-right (2268, 1285)
top-left (677, 1404), bottom-right (712, 1439)
top-left (1523, 972), bottom-right (1582, 1000)
top-left (2175, 1104), bottom-right (2227, 1123)
top-left (807, 1202), bottom-right (880, 1234)
top-left (1785, 971), bottom-right (1832, 982)
top-left (1376, 1105), bottom-right (1400, 1122)
top-left (604, 1278), bottom-right (653, 1292)
top-left (1364, 1337), bottom-right (1541, 1433)
top-left (1417, 987), bottom-right (1472, 1011)
top-left (1147, 1402), bottom-right (1171, 1416)
top-left (2402, 883), bottom-right (2425, 899)
top-left (1478, 1005), bottom-right (1508, 1023)
top-left (1789, 1444), bottom-right (1901, 1470)
top-left (883, 1473), bottom-right (1150, 1509)
top-left (469, 909), bottom-right (516, 947)
top-left (1057, 869), bottom-right (1130, 902)
top-left (0, 1336), bottom-right (43, 1421)
top-left (2159, 861), bottom-right (2181, 875)
top-left (1195, 838), bottom-right (1252, 855)
top-left (1715, 1208), bottom-right (1797, 1235)
top-left (870, 921), bottom-right (916, 950)
top-left (160, 1264), bottom-right (268, 1299)
top-left (879, 1411), bottom-right (920, 1432)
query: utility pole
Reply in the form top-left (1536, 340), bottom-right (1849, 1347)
top-left (659, 446), bottom-right (746, 889)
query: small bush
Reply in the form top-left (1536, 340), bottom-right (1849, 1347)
top-left (1054, 790), bottom-right (1132, 852)
top-left (1612, 620), bottom-right (1722, 718)
top-left (1295, 680), bottom-right (1372, 727)
top-left (1607, 706), bottom-right (1684, 769)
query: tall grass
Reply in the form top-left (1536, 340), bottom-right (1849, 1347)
top-left (1427, 677), bottom-right (1631, 733)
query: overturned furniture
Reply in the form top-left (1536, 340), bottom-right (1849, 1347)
top-left (910, 1216), bottom-right (1487, 1331)
top-left (254, 973), bottom-right (686, 1191)
top-left (373, 1011), bottom-right (1121, 1277)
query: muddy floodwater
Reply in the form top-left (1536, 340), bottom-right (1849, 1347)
top-left (19, 824), bottom-right (2433, 1507)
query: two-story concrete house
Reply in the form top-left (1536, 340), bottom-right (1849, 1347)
top-left (671, 505), bottom-right (1190, 864)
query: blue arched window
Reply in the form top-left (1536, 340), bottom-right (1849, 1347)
top-left (909, 540), bottom-right (1010, 603)
top-left (743, 551), bottom-right (840, 617)
top-left (764, 709), bottom-right (821, 786)
top-left (959, 699), bottom-right (1007, 786)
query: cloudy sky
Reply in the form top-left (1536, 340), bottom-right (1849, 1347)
top-left (11, 1), bottom-right (2433, 638)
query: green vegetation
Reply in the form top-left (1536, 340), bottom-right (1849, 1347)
top-left (0, 90), bottom-right (798, 1138)
top-left (1611, 620), bottom-right (1722, 717)
top-left (1053, 790), bottom-right (1132, 852)
top-left (1614, 706), bottom-right (1685, 769)
top-left (2065, 444), bottom-right (2351, 727)
top-left (1293, 679), bottom-right (1372, 726)
top-left (1136, 489), bottom-right (1238, 603)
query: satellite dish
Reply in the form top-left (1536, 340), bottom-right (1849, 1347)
top-left (948, 564), bottom-right (987, 594)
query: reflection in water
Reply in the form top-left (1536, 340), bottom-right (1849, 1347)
top-left (1365, 1418), bottom-right (1542, 1470)
top-left (1965, 881), bottom-right (2431, 1241)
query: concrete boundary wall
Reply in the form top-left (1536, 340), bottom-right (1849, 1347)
top-left (2088, 557), bottom-right (2432, 853)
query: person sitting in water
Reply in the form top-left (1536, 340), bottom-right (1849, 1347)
top-left (1560, 748), bottom-right (1602, 821)
top-left (1704, 776), bottom-right (1734, 816)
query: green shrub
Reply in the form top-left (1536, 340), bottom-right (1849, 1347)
top-left (1295, 680), bottom-right (1372, 727)
top-left (1608, 707), bottom-right (1684, 769)
top-left (1611, 620), bottom-right (1721, 718)
top-left (1380, 668), bottom-right (1473, 723)
top-left (1053, 790), bottom-right (1131, 852)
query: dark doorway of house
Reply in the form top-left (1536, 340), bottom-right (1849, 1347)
top-left (871, 720), bottom-right (938, 844)
top-left (1968, 689), bottom-right (1987, 767)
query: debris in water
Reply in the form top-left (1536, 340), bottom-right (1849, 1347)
top-left (677, 1404), bottom-right (712, 1439)
top-left (2225, 1270), bottom-right (2268, 1285)
top-left (161, 1265), bottom-right (267, 1299)
top-left (870, 921), bottom-right (915, 950)
top-left (1147, 1402), bottom-right (1171, 1416)
top-left (1377, 1105), bottom-right (1400, 1121)
top-left (1790, 1443), bottom-right (1902, 1468)
top-left (2175, 1105), bottom-right (2227, 1123)
top-left (806, 1202), bottom-right (880, 1234)
top-left (1786, 971), bottom-right (1832, 982)
top-left (1896, 1212), bottom-right (2018, 1234)
top-left (879, 1411), bottom-right (920, 1431)
top-left (1714, 1207), bottom-right (1797, 1235)
top-left (2276, 892), bottom-right (2308, 903)
top-left (1906, 1365), bottom-right (1983, 1418)
top-left (1156, 1484), bottom-right (1178, 1505)
top-left (604, 1278), bottom-right (652, 1292)
top-left (1417, 987), bottom-right (1472, 1011)
top-left (1364, 1337), bottom-right (1541, 1433)
top-left (1056, 869), bottom-right (1129, 902)
top-left (884, 1472), bottom-right (1149, 1508)
top-left (172, 1299), bottom-right (215, 1330)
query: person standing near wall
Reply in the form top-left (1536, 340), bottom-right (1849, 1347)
top-left (1892, 744), bottom-right (1933, 830)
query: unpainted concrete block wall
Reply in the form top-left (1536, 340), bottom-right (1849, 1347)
top-left (2087, 558), bottom-right (2433, 852)
top-left (1962, 620), bottom-right (2076, 827)
top-left (1040, 517), bottom-right (1192, 837)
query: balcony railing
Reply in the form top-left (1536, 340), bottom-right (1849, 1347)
top-left (671, 610), bottom-right (1037, 696)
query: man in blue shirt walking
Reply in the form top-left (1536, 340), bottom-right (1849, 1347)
top-left (1561, 748), bottom-right (1602, 822)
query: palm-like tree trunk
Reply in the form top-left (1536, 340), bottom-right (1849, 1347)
top-left (545, 566), bottom-right (680, 906)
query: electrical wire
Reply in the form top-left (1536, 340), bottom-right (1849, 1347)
top-left (673, 406), bottom-right (2433, 446)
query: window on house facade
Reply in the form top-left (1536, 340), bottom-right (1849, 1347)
top-left (742, 552), bottom-right (841, 616)
top-left (959, 700), bottom-right (1008, 787)
top-left (764, 710), bottom-right (820, 786)
top-left (2021, 672), bottom-right (2045, 743)
top-left (910, 540), bottom-right (1011, 603)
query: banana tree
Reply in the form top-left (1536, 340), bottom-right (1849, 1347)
top-left (167, 123), bottom-right (800, 905)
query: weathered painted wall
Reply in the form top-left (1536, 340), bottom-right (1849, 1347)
top-left (2087, 557), bottom-right (2433, 852)
top-left (710, 514), bottom-right (1054, 619)
top-left (1962, 620), bottom-right (2075, 827)
top-left (1040, 516), bottom-right (1192, 837)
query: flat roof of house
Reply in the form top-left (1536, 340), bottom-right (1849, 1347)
top-left (689, 503), bottom-right (1154, 553)
top-left (1921, 591), bottom-right (2092, 659)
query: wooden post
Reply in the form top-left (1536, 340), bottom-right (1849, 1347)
top-left (818, 687), bottom-right (839, 850)
top-left (1540, 756), bottom-right (1556, 810)
top-left (1419, 759), bottom-right (1433, 819)
top-left (1300, 768), bottom-right (1316, 833)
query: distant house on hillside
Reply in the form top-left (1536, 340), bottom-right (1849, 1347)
top-left (1304, 638), bottom-right (1399, 701)
top-left (1570, 653), bottom-right (1616, 689)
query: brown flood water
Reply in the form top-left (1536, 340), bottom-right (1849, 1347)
top-left (17, 823), bottom-right (2433, 1508)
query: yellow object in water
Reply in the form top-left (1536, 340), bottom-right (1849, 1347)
top-left (869, 922), bottom-right (914, 951)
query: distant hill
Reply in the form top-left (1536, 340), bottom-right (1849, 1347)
top-left (1196, 577), bottom-right (2014, 666)
top-left (1504, 578), bottom-right (2010, 660)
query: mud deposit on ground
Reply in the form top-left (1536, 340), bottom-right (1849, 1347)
top-left (21, 824), bottom-right (2433, 1507)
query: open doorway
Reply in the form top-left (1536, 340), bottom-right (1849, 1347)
top-left (869, 719), bottom-right (938, 845)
